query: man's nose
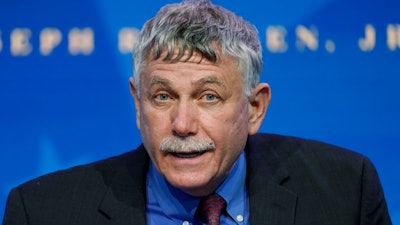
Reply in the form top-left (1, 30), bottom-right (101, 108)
top-left (171, 100), bottom-right (198, 137)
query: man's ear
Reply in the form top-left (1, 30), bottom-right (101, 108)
top-left (248, 83), bottom-right (271, 135)
top-left (129, 77), bottom-right (141, 130)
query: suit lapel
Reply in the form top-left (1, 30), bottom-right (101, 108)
top-left (248, 176), bottom-right (297, 225)
top-left (246, 134), bottom-right (298, 225)
top-left (97, 146), bottom-right (149, 225)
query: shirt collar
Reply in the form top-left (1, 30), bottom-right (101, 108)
top-left (216, 151), bottom-right (247, 220)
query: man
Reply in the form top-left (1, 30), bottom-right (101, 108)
top-left (2, 0), bottom-right (392, 224)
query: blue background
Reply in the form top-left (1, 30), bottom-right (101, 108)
top-left (1, 0), bottom-right (399, 223)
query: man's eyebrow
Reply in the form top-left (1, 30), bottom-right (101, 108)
top-left (195, 76), bottom-right (225, 87)
top-left (150, 76), bottom-right (170, 86)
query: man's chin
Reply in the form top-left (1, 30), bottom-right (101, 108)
top-left (165, 176), bottom-right (218, 197)
top-left (176, 184), bottom-right (215, 197)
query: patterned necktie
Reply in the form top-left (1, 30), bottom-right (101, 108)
top-left (195, 192), bottom-right (227, 225)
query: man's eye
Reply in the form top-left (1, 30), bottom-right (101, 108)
top-left (203, 94), bottom-right (217, 101)
top-left (156, 94), bottom-right (169, 101)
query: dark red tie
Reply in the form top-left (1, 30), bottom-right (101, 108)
top-left (195, 193), bottom-right (227, 225)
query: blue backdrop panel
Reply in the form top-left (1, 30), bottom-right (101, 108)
top-left (0, 0), bottom-right (399, 223)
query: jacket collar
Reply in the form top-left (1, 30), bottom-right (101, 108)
top-left (97, 146), bottom-right (149, 224)
top-left (246, 134), bottom-right (298, 225)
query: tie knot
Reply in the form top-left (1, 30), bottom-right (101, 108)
top-left (195, 193), bottom-right (226, 225)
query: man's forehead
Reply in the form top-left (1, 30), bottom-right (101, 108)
top-left (143, 49), bottom-right (240, 76)
top-left (139, 47), bottom-right (242, 87)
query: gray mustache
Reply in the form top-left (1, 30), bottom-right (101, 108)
top-left (160, 136), bottom-right (216, 153)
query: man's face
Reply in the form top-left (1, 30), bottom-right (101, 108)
top-left (131, 51), bottom-right (259, 196)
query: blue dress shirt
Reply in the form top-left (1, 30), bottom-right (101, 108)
top-left (146, 151), bottom-right (249, 225)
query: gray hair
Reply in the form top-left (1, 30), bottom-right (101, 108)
top-left (133, 0), bottom-right (262, 97)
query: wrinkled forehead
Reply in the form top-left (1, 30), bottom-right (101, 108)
top-left (140, 50), bottom-right (244, 89)
top-left (139, 48), bottom-right (245, 95)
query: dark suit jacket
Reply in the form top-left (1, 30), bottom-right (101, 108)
top-left (2, 134), bottom-right (392, 225)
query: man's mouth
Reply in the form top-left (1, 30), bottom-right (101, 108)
top-left (170, 150), bottom-right (207, 158)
